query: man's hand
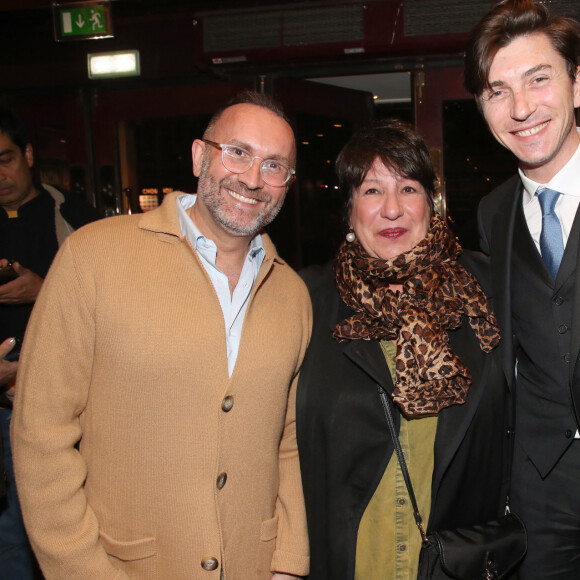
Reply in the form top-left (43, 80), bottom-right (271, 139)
top-left (0, 261), bottom-right (43, 304)
top-left (271, 575), bottom-right (302, 580)
top-left (0, 338), bottom-right (18, 399)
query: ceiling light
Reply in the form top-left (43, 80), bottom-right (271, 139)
top-left (88, 50), bottom-right (140, 79)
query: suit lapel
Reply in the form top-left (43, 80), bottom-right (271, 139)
top-left (343, 340), bottom-right (393, 392)
top-left (334, 299), bottom-right (394, 391)
top-left (329, 298), bottom-right (394, 393)
top-left (490, 180), bottom-right (520, 383)
top-left (557, 202), bottom-right (580, 294)
top-left (513, 201), bottom-right (554, 287)
top-left (431, 322), bottom-right (487, 493)
top-left (567, 204), bottom-right (580, 387)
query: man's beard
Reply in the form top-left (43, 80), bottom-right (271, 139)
top-left (197, 154), bottom-right (285, 237)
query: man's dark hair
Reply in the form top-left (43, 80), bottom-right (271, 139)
top-left (203, 90), bottom-right (292, 139)
top-left (336, 118), bottom-right (436, 220)
top-left (464, 0), bottom-right (580, 97)
top-left (0, 106), bottom-right (29, 155)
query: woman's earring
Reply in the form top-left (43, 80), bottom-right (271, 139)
top-left (346, 230), bottom-right (356, 243)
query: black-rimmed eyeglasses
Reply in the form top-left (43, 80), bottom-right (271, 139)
top-left (201, 139), bottom-right (295, 187)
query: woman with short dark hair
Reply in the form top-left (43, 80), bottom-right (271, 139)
top-left (297, 119), bottom-right (509, 579)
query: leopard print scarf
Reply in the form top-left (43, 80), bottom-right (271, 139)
top-left (333, 212), bottom-right (500, 416)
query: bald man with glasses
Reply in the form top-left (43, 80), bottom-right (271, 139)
top-left (11, 91), bottom-right (312, 580)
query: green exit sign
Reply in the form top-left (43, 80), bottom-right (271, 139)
top-left (53, 1), bottom-right (113, 41)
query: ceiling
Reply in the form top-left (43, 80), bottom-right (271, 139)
top-left (0, 0), bottom-right (338, 11)
top-left (1, 0), bottom-right (66, 9)
top-left (0, 0), bottom-right (422, 102)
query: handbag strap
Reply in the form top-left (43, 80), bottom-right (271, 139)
top-left (377, 385), bottom-right (427, 543)
top-left (377, 373), bottom-right (517, 542)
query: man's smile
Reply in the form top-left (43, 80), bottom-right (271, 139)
top-left (227, 188), bottom-right (260, 205)
top-left (513, 120), bottom-right (549, 137)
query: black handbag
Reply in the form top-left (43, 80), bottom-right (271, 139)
top-left (377, 385), bottom-right (527, 580)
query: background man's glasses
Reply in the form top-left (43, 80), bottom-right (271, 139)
top-left (202, 139), bottom-right (295, 187)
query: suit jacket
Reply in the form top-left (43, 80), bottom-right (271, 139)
top-left (11, 192), bottom-right (312, 580)
top-left (478, 176), bottom-right (580, 474)
top-left (296, 253), bottom-right (508, 580)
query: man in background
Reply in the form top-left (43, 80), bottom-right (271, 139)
top-left (0, 106), bottom-right (101, 579)
top-left (465, 0), bottom-right (580, 576)
top-left (11, 91), bottom-right (312, 580)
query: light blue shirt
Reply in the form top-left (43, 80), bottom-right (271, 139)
top-left (176, 194), bottom-right (265, 376)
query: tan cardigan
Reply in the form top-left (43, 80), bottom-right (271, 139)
top-left (11, 193), bottom-right (312, 580)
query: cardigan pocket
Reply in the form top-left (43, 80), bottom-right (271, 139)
top-left (256, 514), bottom-right (278, 576)
top-left (100, 530), bottom-right (157, 577)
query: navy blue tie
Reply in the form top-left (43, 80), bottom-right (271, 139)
top-left (537, 187), bottom-right (564, 279)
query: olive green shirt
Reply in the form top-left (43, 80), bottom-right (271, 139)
top-left (355, 340), bottom-right (438, 579)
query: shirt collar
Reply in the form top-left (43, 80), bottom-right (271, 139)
top-left (175, 193), bottom-right (265, 259)
top-left (519, 128), bottom-right (580, 204)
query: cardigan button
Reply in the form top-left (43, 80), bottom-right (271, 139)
top-left (201, 557), bottom-right (219, 571)
top-left (216, 472), bottom-right (228, 490)
top-left (221, 396), bottom-right (234, 412)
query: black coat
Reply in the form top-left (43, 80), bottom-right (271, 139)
top-left (296, 253), bottom-right (509, 580)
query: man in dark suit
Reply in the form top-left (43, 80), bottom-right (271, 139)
top-left (464, 0), bottom-right (580, 577)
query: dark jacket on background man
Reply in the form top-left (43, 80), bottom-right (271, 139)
top-left (0, 184), bottom-right (100, 406)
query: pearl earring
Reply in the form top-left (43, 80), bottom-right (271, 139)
top-left (346, 230), bottom-right (356, 243)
